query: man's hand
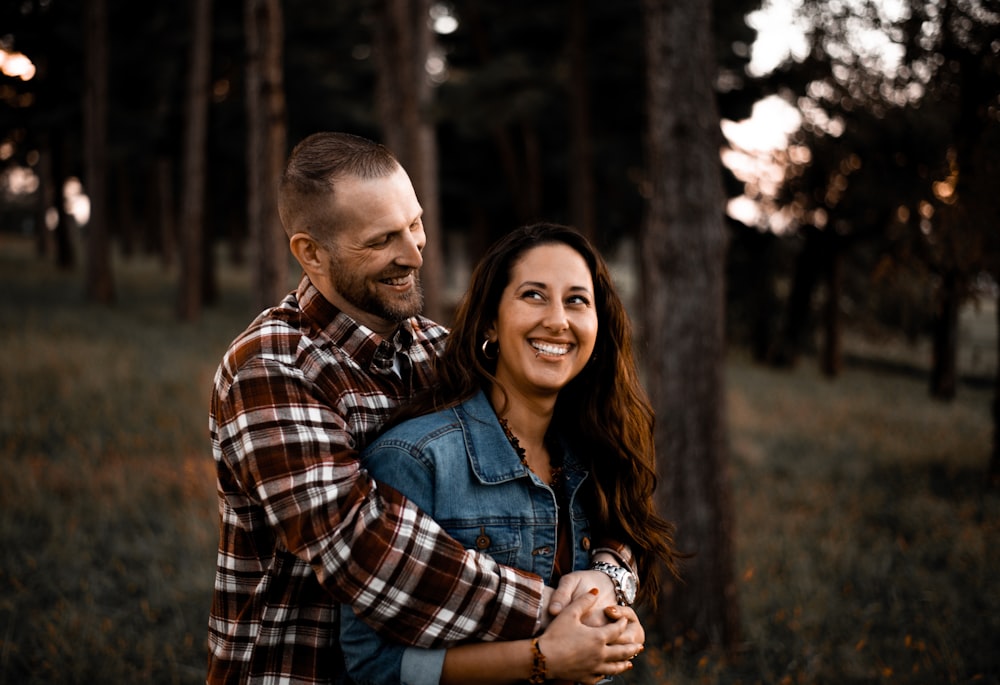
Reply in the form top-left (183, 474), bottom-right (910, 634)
top-left (601, 604), bottom-right (645, 647)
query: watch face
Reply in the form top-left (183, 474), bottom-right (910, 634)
top-left (622, 573), bottom-right (638, 603)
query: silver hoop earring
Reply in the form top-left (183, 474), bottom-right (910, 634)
top-left (481, 337), bottom-right (498, 360)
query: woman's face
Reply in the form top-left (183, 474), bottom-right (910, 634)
top-left (488, 242), bottom-right (599, 403)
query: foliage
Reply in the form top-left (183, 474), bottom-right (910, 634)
top-left (763, 0), bottom-right (1000, 318)
top-left (1, 233), bottom-right (996, 683)
top-left (0, 0), bottom-right (762, 252)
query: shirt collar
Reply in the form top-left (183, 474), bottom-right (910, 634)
top-left (297, 275), bottom-right (418, 372)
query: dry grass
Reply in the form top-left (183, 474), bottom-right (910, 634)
top-left (0, 235), bottom-right (248, 684)
top-left (1, 234), bottom-right (997, 684)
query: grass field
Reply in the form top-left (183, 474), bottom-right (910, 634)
top-left (1, 234), bottom-right (997, 684)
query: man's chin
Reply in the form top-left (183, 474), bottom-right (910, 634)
top-left (382, 294), bottom-right (424, 323)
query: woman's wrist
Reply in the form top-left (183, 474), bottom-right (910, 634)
top-left (528, 636), bottom-right (547, 684)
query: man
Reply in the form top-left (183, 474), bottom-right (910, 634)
top-left (208, 132), bottom-right (639, 684)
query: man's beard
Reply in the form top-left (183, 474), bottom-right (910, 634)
top-left (328, 257), bottom-right (424, 324)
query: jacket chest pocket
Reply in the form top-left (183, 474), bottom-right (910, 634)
top-left (448, 524), bottom-right (520, 567)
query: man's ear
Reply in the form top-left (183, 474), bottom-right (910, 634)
top-left (289, 232), bottom-right (322, 271)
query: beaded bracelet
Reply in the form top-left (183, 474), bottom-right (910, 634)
top-left (528, 637), bottom-right (547, 684)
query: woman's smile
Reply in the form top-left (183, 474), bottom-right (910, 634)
top-left (529, 339), bottom-right (572, 357)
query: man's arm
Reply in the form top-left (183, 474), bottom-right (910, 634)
top-left (214, 356), bottom-right (545, 647)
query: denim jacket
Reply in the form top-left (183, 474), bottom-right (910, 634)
top-left (339, 389), bottom-right (594, 685)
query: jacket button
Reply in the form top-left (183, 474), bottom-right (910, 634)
top-left (581, 537), bottom-right (591, 551)
top-left (475, 527), bottom-right (491, 549)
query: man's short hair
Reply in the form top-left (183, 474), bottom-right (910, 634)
top-left (278, 132), bottom-right (400, 240)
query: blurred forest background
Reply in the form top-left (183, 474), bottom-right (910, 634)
top-left (1, 0), bottom-right (998, 683)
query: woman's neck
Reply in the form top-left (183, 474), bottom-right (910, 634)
top-left (489, 385), bottom-right (554, 449)
top-left (490, 384), bottom-right (558, 480)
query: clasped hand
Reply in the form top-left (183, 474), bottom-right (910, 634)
top-left (534, 571), bottom-right (645, 683)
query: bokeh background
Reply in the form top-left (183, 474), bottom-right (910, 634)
top-left (1, 0), bottom-right (998, 683)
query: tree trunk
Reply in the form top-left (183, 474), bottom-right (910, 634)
top-left (244, 0), bottom-right (288, 315)
top-left (373, 0), bottom-right (446, 322)
top-left (640, 0), bottom-right (739, 653)
top-left (177, 0), bottom-right (212, 321)
top-left (34, 134), bottom-right (54, 260)
top-left (567, 0), bottom-right (596, 241)
top-left (990, 278), bottom-right (1000, 488)
top-left (462, 3), bottom-right (542, 230)
top-left (929, 269), bottom-right (961, 400)
top-left (820, 240), bottom-right (843, 377)
top-left (154, 156), bottom-right (177, 268)
top-left (51, 135), bottom-right (76, 270)
top-left (83, 0), bottom-right (114, 303)
top-left (773, 226), bottom-right (824, 367)
top-left (114, 160), bottom-right (136, 258)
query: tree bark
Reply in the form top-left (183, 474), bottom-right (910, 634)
top-left (991, 277), bottom-right (1000, 488)
top-left (640, 0), bottom-right (739, 653)
top-left (114, 160), bottom-right (136, 258)
top-left (154, 156), bottom-right (177, 269)
top-left (83, 0), bottom-right (114, 303)
top-left (820, 239), bottom-right (843, 377)
top-left (929, 269), bottom-right (961, 400)
top-left (244, 0), bottom-right (288, 315)
top-left (773, 226), bottom-right (824, 367)
top-left (34, 134), bottom-right (54, 260)
top-left (177, 0), bottom-right (212, 321)
top-left (51, 135), bottom-right (76, 271)
top-left (374, 0), bottom-right (446, 322)
top-left (567, 0), bottom-right (596, 241)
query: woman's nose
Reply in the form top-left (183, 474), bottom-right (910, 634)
top-left (543, 302), bottom-right (569, 331)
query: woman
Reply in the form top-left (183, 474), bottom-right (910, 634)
top-left (340, 223), bottom-right (680, 684)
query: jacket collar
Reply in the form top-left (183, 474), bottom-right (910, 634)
top-left (456, 390), bottom-right (585, 484)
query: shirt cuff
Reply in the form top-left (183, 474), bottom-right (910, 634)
top-left (400, 647), bottom-right (447, 685)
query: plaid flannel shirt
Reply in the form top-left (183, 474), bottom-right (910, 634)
top-left (207, 276), bottom-right (544, 685)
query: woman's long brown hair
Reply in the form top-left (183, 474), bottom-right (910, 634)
top-left (397, 222), bottom-right (680, 605)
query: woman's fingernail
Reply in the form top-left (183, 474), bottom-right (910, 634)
top-left (589, 587), bottom-right (600, 595)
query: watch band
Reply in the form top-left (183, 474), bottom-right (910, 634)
top-left (589, 560), bottom-right (638, 606)
top-left (590, 541), bottom-right (635, 574)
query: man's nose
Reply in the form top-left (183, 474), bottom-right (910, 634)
top-left (396, 229), bottom-right (424, 268)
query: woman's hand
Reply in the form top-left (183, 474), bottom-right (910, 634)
top-left (537, 589), bottom-right (643, 684)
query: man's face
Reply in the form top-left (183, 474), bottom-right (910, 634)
top-left (319, 166), bottom-right (426, 336)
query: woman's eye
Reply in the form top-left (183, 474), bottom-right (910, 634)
top-left (567, 295), bottom-right (591, 306)
top-left (521, 290), bottom-right (544, 301)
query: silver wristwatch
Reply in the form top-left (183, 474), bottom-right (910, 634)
top-left (589, 560), bottom-right (638, 606)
